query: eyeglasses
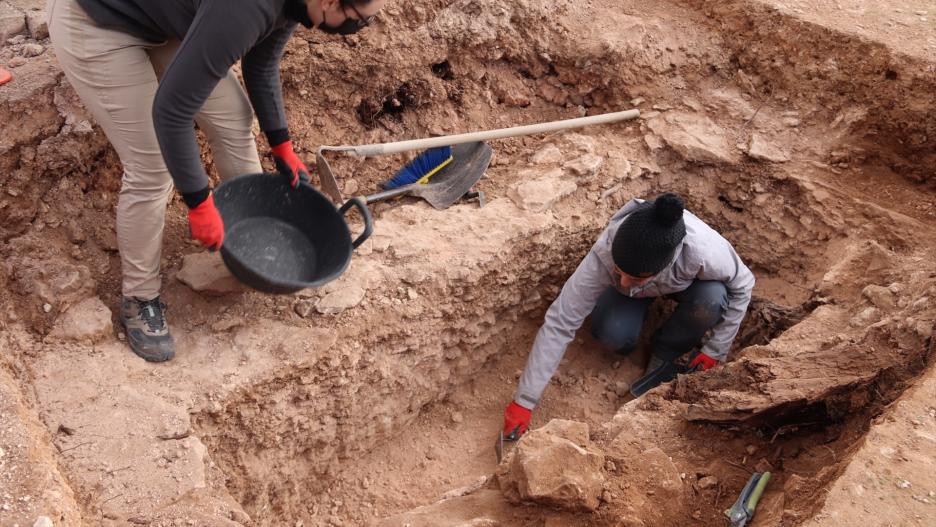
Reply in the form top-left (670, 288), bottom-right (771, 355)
top-left (319, 2), bottom-right (376, 35)
top-left (345, 3), bottom-right (376, 30)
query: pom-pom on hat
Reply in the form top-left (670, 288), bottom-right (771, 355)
top-left (612, 193), bottom-right (687, 277)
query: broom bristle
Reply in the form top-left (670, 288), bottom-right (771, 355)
top-left (380, 146), bottom-right (453, 190)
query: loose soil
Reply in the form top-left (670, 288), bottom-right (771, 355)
top-left (1, 0), bottom-right (935, 526)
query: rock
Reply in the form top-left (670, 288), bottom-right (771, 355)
top-left (96, 227), bottom-right (119, 251)
top-left (646, 112), bottom-right (736, 165)
top-left (754, 458), bottom-right (773, 473)
top-left (49, 297), bottom-right (112, 342)
top-left (316, 284), bottom-right (365, 314)
top-left (33, 517), bottom-right (54, 527)
top-left (21, 42), bottom-right (45, 58)
top-left (176, 251), bottom-right (242, 294)
top-left (8, 55), bottom-right (27, 68)
top-left (564, 154), bottom-right (604, 179)
top-left (537, 419), bottom-right (590, 446)
top-left (531, 144), bottom-right (562, 165)
top-left (745, 134), bottom-right (790, 163)
top-left (490, 74), bottom-right (532, 108)
top-left (565, 133), bottom-right (596, 154)
top-left (509, 169), bottom-right (577, 213)
top-left (643, 133), bottom-right (664, 151)
top-left (65, 220), bottom-right (87, 244)
top-left (210, 316), bottom-right (244, 332)
top-left (849, 306), bottom-right (882, 327)
top-left (451, 412), bottom-right (464, 424)
top-left (746, 444), bottom-right (758, 455)
top-left (499, 419), bottom-right (605, 511)
top-left (9, 255), bottom-right (95, 310)
top-left (698, 476), bottom-right (718, 489)
top-left (782, 117), bottom-right (801, 127)
top-left (343, 179), bottom-right (359, 196)
top-left (862, 284), bottom-right (895, 310)
top-left (294, 299), bottom-right (316, 318)
top-left (26, 10), bottom-right (48, 39)
top-left (0, 3), bottom-right (26, 41)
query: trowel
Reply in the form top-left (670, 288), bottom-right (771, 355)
top-left (495, 425), bottom-right (523, 464)
top-left (726, 471), bottom-right (771, 527)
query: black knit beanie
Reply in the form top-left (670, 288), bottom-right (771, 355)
top-left (612, 193), bottom-right (687, 277)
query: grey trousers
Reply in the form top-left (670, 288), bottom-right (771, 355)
top-left (47, 0), bottom-right (263, 299)
top-left (589, 280), bottom-right (729, 361)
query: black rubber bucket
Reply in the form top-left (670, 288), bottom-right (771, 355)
top-left (214, 173), bottom-right (373, 294)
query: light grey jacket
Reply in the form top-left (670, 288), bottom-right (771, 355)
top-left (514, 199), bottom-right (755, 409)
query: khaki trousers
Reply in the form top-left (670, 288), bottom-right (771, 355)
top-left (47, 0), bottom-right (263, 300)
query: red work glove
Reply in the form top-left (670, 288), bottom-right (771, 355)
top-left (188, 193), bottom-right (224, 250)
top-left (687, 352), bottom-right (718, 372)
top-left (503, 401), bottom-right (532, 441)
top-left (271, 139), bottom-right (309, 188)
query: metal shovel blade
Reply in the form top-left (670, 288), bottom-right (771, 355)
top-left (315, 148), bottom-right (345, 204)
top-left (365, 142), bottom-right (493, 210)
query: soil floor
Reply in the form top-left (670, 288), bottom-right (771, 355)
top-left (1, 0), bottom-right (935, 526)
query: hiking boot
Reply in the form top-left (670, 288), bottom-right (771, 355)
top-left (120, 296), bottom-right (175, 362)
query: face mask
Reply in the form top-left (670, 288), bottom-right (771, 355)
top-left (317, 3), bottom-right (374, 35)
top-left (317, 19), bottom-right (365, 35)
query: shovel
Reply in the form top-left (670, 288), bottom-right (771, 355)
top-left (359, 142), bottom-right (492, 209)
top-left (316, 108), bottom-right (641, 204)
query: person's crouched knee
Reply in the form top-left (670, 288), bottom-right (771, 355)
top-left (591, 318), bottom-right (640, 356)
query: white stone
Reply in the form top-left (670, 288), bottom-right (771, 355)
top-left (862, 284), bottom-right (895, 311)
top-left (745, 134), bottom-right (790, 163)
top-left (316, 284), bottom-right (365, 315)
top-left (26, 10), bottom-right (47, 40)
top-left (0, 3), bottom-right (26, 41)
top-left (21, 42), bottom-right (44, 58)
top-left (343, 179), bottom-right (359, 196)
top-left (646, 112), bottom-right (736, 164)
top-left (509, 169), bottom-right (577, 213)
top-left (849, 306), bottom-right (882, 327)
top-left (33, 517), bottom-right (54, 527)
top-left (530, 144), bottom-right (562, 165)
top-left (565, 133), bottom-right (596, 154)
top-left (176, 251), bottom-right (243, 294)
top-left (49, 296), bottom-right (112, 342)
top-left (564, 154), bottom-right (604, 179)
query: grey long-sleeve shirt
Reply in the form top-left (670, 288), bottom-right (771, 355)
top-left (75, 0), bottom-right (312, 194)
top-left (514, 199), bottom-right (755, 409)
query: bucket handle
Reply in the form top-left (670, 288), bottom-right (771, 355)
top-left (339, 196), bottom-right (374, 249)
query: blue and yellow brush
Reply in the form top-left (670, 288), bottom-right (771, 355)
top-left (379, 146), bottom-right (454, 190)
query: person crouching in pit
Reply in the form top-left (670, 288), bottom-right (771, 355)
top-left (501, 192), bottom-right (755, 439)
